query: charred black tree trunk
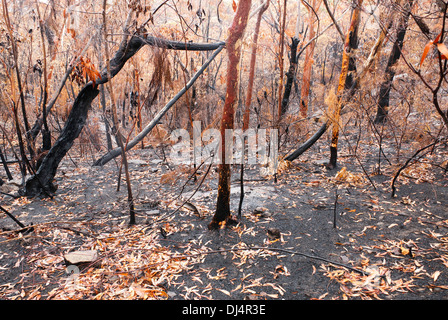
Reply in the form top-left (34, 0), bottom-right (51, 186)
top-left (0, 148), bottom-right (13, 181)
top-left (284, 121), bottom-right (328, 162)
top-left (281, 37), bottom-right (300, 116)
top-left (23, 84), bottom-right (99, 196)
top-left (374, 0), bottom-right (413, 124)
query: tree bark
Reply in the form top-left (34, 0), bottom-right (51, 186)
top-left (299, 0), bottom-right (322, 118)
top-left (328, 0), bottom-right (362, 169)
top-left (277, 0), bottom-right (288, 121)
top-left (209, 0), bottom-right (252, 230)
top-left (374, 0), bottom-right (414, 124)
top-left (243, 0), bottom-right (269, 131)
top-left (23, 83), bottom-right (99, 196)
top-left (281, 37), bottom-right (300, 116)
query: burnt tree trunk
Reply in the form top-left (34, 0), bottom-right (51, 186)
top-left (23, 84), bottom-right (99, 196)
top-left (299, 0), bottom-right (322, 118)
top-left (242, 0), bottom-right (269, 131)
top-left (209, 0), bottom-right (252, 230)
top-left (0, 148), bottom-right (12, 181)
top-left (328, 0), bottom-right (362, 170)
top-left (374, 0), bottom-right (414, 124)
top-left (281, 37), bottom-right (300, 116)
top-left (284, 121), bottom-right (329, 161)
top-left (277, 0), bottom-right (288, 121)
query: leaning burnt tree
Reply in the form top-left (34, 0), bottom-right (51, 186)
top-left (22, 26), bottom-right (225, 197)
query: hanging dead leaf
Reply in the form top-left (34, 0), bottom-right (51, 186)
top-left (76, 57), bottom-right (102, 86)
top-left (67, 28), bottom-right (76, 38)
top-left (420, 41), bottom-right (433, 67)
top-left (232, 0), bottom-right (237, 12)
top-left (433, 31), bottom-right (443, 44)
top-left (420, 31), bottom-right (447, 67)
top-left (436, 43), bottom-right (448, 59)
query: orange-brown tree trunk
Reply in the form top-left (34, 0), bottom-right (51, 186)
top-left (243, 0), bottom-right (269, 131)
top-left (209, 0), bottom-right (252, 230)
top-left (328, 0), bottom-right (362, 169)
top-left (277, 0), bottom-right (288, 122)
top-left (300, 0), bottom-right (322, 118)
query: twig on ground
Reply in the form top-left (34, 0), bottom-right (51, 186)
top-left (391, 140), bottom-right (441, 198)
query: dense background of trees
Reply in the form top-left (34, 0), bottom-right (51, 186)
top-left (0, 0), bottom-right (447, 227)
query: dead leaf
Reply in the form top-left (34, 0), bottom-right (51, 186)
top-left (232, 0), bottom-right (237, 12)
top-left (432, 271), bottom-right (441, 283)
top-left (216, 288), bottom-right (231, 296)
top-left (400, 246), bottom-right (410, 256)
top-left (420, 40), bottom-right (433, 67)
top-left (436, 43), bottom-right (448, 59)
top-left (420, 31), bottom-right (447, 67)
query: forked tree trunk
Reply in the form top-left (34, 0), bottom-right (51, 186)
top-left (23, 84), bottom-right (100, 196)
top-left (281, 37), bottom-right (300, 115)
top-left (328, 0), bottom-right (362, 169)
top-left (209, 0), bottom-right (252, 230)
